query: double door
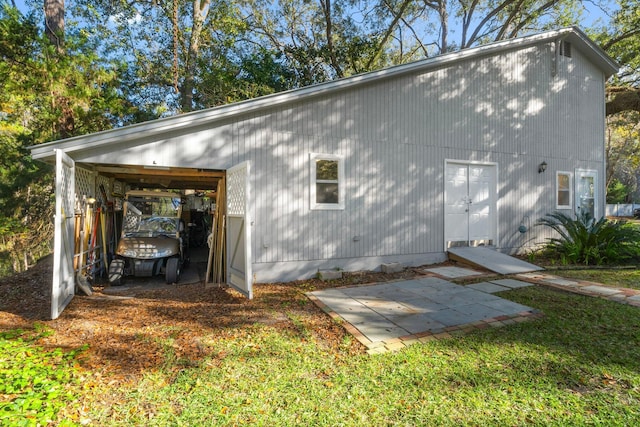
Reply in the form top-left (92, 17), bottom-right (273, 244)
top-left (444, 162), bottom-right (497, 249)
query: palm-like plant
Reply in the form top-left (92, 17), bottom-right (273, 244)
top-left (537, 212), bottom-right (640, 265)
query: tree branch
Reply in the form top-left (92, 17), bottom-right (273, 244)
top-left (494, 0), bottom-right (527, 41)
top-left (464, 0), bottom-right (517, 48)
top-left (602, 29), bottom-right (640, 51)
top-left (507, 0), bottom-right (559, 39)
top-left (366, 0), bottom-right (414, 70)
top-left (320, 0), bottom-right (343, 78)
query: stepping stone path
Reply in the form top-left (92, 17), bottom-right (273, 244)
top-left (308, 265), bottom-right (640, 354)
top-left (516, 271), bottom-right (640, 307)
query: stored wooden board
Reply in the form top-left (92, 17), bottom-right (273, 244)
top-left (448, 247), bottom-right (543, 275)
top-left (206, 177), bottom-right (226, 286)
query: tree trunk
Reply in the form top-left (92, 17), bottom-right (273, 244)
top-left (181, 0), bottom-right (211, 112)
top-left (437, 1), bottom-right (448, 53)
top-left (44, 0), bottom-right (65, 53)
top-left (320, 0), bottom-right (344, 78)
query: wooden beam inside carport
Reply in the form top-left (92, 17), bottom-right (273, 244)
top-left (95, 165), bottom-right (225, 178)
top-left (94, 165), bottom-right (225, 190)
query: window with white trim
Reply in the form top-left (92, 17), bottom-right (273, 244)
top-left (310, 153), bottom-right (344, 210)
top-left (556, 171), bottom-right (572, 209)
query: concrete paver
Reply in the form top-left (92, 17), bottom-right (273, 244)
top-left (490, 279), bottom-right (535, 289)
top-left (581, 285), bottom-right (622, 296)
top-left (392, 313), bottom-right (447, 334)
top-left (423, 266), bottom-right (484, 278)
top-left (543, 277), bottom-right (581, 286)
top-left (429, 308), bottom-right (482, 327)
top-left (480, 298), bottom-right (531, 313)
top-left (466, 282), bottom-right (510, 294)
top-left (310, 264), bottom-right (640, 354)
top-left (307, 277), bottom-right (539, 353)
top-left (514, 271), bottom-right (640, 307)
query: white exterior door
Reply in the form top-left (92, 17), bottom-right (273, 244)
top-left (226, 161), bottom-right (253, 299)
top-left (575, 169), bottom-right (598, 220)
top-left (444, 164), bottom-right (470, 243)
top-left (444, 162), bottom-right (497, 249)
top-left (52, 149), bottom-right (76, 319)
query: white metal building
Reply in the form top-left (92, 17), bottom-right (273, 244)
top-left (31, 27), bottom-right (618, 319)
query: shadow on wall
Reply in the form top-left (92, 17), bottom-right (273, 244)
top-left (78, 40), bottom-right (605, 267)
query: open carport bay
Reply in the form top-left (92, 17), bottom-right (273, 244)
top-left (62, 163), bottom-right (225, 310)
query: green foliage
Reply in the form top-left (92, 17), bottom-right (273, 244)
top-left (595, 0), bottom-right (640, 86)
top-left (196, 48), bottom-right (296, 107)
top-left (606, 178), bottom-right (630, 203)
top-left (537, 211), bottom-right (640, 265)
top-left (0, 3), bottom-right (139, 276)
top-left (605, 111), bottom-right (640, 201)
top-left (0, 327), bottom-right (87, 426)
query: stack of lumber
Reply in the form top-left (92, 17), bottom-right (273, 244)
top-left (206, 179), bottom-right (226, 286)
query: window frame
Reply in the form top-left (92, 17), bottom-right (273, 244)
top-left (575, 168), bottom-right (599, 219)
top-left (556, 171), bottom-right (573, 210)
top-left (310, 153), bottom-right (345, 210)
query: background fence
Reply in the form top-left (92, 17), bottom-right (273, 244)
top-left (606, 204), bottom-right (640, 217)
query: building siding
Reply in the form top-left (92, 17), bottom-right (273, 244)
top-left (59, 35), bottom-right (608, 282)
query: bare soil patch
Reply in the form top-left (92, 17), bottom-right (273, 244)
top-left (0, 257), bottom-right (426, 383)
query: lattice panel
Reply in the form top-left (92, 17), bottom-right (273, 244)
top-left (96, 174), bottom-right (111, 205)
top-left (227, 166), bottom-right (246, 216)
top-left (124, 214), bottom-right (138, 231)
top-left (60, 162), bottom-right (74, 217)
top-left (75, 167), bottom-right (95, 203)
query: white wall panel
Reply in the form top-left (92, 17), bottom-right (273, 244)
top-left (66, 37), bottom-right (608, 280)
top-left (243, 40), bottom-right (605, 268)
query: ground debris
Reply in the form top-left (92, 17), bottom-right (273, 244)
top-left (0, 256), bottom-right (433, 380)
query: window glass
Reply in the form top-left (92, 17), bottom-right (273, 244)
top-left (316, 183), bottom-right (339, 204)
top-left (311, 154), bottom-right (344, 210)
top-left (316, 160), bottom-right (338, 181)
top-left (557, 172), bottom-right (572, 209)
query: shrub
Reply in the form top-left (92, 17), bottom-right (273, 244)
top-left (537, 211), bottom-right (640, 265)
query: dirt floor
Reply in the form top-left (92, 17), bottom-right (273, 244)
top-left (0, 256), bottom-right (426, 384)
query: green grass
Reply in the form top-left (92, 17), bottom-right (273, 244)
top-left (4, 284), bottom-right (640, 425)
top-left (549, 267), bottom-right (640, 290)
top-left (83, 287), bottom-right (640, 426)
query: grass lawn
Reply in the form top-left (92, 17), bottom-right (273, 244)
top-left (548, 267), bottom-right (640, 291)
top-left (3, 285), bottom-right (640, 425)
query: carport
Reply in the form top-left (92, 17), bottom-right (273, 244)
top-left (31, 139), bottom-right (254, 319)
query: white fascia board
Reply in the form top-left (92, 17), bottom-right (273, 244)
top-left (30, 27), bottom-right (617, 163)
top-left (563, 27), bottom-right (619, 76)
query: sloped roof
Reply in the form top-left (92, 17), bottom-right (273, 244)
top-left (30, 26), bottom-right (618, 162)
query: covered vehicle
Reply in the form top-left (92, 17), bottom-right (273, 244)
top-left (108, 190), bottom-right (189, 284)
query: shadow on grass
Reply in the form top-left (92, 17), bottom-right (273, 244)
top-left (411, 285), bottom-right (640, 400)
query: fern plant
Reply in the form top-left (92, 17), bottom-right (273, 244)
top-left (537, 211), bottom-right (640, 265)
